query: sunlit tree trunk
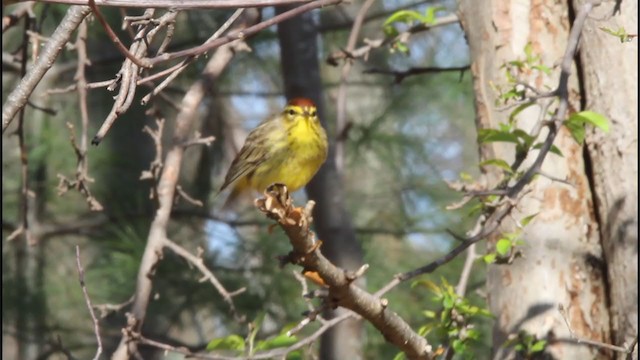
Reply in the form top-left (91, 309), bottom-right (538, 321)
top-left (458, 0), bottom-right (611, 358)
top-left (277, 7), bottom-right (365, 360)
top-left (573, 1), bottom-right (638, 358)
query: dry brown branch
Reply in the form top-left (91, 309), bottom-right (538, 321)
top-left (256, 184), bottom-right (432, 359)
top-left (162, 238), bottom-right (246, 320)
top-left (32, 0), bottom-right (317, 8)
top-left (111, 11), bottom-right (259, 358)
top-left (334, 0), bottom-right (376, 172)
top-left (75, 246), bottom-right (103, 360)
top-left (364, 65), bottom-right (471, 84)
top-left (91, 9), bottom-right (178, 145)
top-left (88, 0), bottom-right (149, 68)
top-left (56, 19), bottom-right (104, 211)
top-left (144, 0), bottom-right (344, 66)
top-left (6, 14), bottom-right (33, 244)
top-left (94, 296), bottom-right (135, 319)
top-left (326, 13), bottom-right (459, 66)
top-left (140, 8), bottom-right (245, 105)
top-left (558, 304), bottom-right (636, 354)
top-left (2, 5), bottom-right (91, 133)
top-left (2, 2), bottom-right (34, 33)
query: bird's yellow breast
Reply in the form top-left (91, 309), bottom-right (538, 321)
top-left (249, 116), bottom-right (327, 192)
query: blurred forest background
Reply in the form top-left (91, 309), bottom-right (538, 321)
top-left (2, 0), bottom-right (636, 359)
top-left (3, 1), bottom-right (485, 358)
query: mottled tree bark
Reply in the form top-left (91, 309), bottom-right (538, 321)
top-left (573, 1), bottom-right (638, 358)
top-left (458, 0), bottom-right (611, 358)
top-left (277, 7), bottom-right (365, 360)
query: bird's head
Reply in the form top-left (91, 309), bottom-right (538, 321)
top-left (283, 98), bottom-right (318, 124)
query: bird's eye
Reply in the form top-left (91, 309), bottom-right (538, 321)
top-left (287, 109), bottom-right (296, 116)
top-left (310, 110), bottom-right (317, 117)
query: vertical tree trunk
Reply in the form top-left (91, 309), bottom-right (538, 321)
top-left (277, 8), bottom-right (364, 360)
top-left (574, 1), bottom-right (638, 358)
top-left (458, 0), bottom-right (611, 358)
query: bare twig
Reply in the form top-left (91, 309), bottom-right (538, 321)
top-left (145, 0), bottom-right (344, 66)
top-left (7, 13), bottom-right (36, 245)
top-left (2, 2), bottom-right (34, 33)
top-left (326, 13), bottom-right (459, 65)
top-left (334, 0), bottom-right (376, 172)
top-left (88, 0), bottom-right (149, 68)
top-left (558, 304), bottom-right (635, 354)
top-left (140, 8), bottom-right (245, 105)
top-left (111, 13), bottom-right (259, 359)
top-left (32, 0), bottom-right (317, 8)
top-left (94, 296), bottom-right (135, 319)
top-left (162, 238), bottom-right (245, 320)
top-left (2, 5), bottom-right (91, 132)
top-left (75, 246), bottom-right (103, 360)
top-left (364, 65), bottom-right (471, 84)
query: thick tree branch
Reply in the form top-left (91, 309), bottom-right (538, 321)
top-left (256, 184), bottom-right (432, 360)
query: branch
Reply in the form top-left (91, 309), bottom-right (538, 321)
top-left (334, 0), bottom-right (376, 172)
top-left (162, 238), bottom-right (246, 321)
top-left (364, 65), bottom-right (471, 84)
top-left (326, 13), bottom-right (459, 65)
top-left (75, 246), bottom-right (103, 360)
top-left (2, 5), bottom-right (91, 132)
top-left (144, 0), bottom-right (344, 66)
top-left (256, 184), bottom-right (432, 359)
top-left (32, 0), bottom-right (318, 8)
top-left (111, 13), bottom-right (258, 359)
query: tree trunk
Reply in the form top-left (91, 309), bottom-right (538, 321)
top-left (277, 7), bottom-right (365, 360)
top-left (574, 0), bottom-right (638, 358)
top-left (458, 0), bottom-right (611, 358)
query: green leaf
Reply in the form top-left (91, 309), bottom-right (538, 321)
top-left (254, 333), bottom-right (298, 351)
top-left (530, 339), bottom-right (547, 353)
top-left (564, 118), bottom-right (586, 144)
top-left (496, 238), bottom-right (512, 256)
top-left (599, 26), bottom-right (634, 42)
top-left (412, 279), bottom-right (442, 296)
top-left (383, 10), bottom-right (425, 27)
top-left (508, 102), bottom-right (536, 124)
top-left (520, 213), bottom-right (538, 227)
top-left (393, 352), bottom-right (406, 360)
top-left (479, 159), bottom-right (513, 174)
top-left (452, 339), bottom-right (467, 354)
top-left (532, 142), bottom-right (563, 157)
top-left (483, 253), bottom-right (497, 264)
top-left (423, 6), bottom-right (446, 25)
top-left (206, 334), bottom-right (245, 352)
top-left (423, 310), bottom-right (437, 318)
top-left (478, 129), bottom-right (519, 144)
top-left (442, 293), bottom-right (455, 309)
top-left (571, 111), bottom-right (610, 132)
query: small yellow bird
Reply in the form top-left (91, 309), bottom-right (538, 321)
top-left (219, 98), bottom-right (328, 205)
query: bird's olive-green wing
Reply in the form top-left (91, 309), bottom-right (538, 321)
top-left (218, 119), bottom-right (280, 192)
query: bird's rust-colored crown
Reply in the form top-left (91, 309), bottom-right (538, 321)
top-left (287, 98), bottom-right (316, 107)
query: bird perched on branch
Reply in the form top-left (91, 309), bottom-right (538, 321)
top-left (219, 98), bottom-right (328, 207)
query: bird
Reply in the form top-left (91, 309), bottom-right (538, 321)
top-left (218, 98), bottom-right (328, 206)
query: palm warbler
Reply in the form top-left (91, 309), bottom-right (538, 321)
top-left (219, 98), bottom-right (328, 204)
